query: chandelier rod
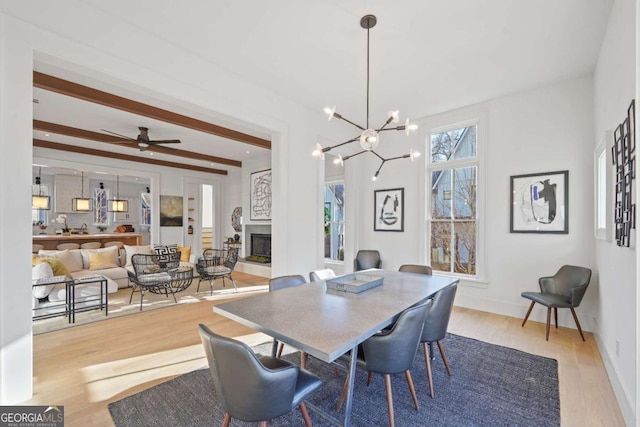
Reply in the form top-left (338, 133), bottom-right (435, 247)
top-left (366, 21), bottom-right (370, 129)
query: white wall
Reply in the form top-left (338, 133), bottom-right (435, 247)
top-left (0, 5), bottom-right (326, 400)
top-left (354, 77), bottom-right (596, 327)
top-left (593, 0), bottom-right (637, 423)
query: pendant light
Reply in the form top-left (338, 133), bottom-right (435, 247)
top-left (107, 175), bottom-right (128, 212)
top-left (32, 167), bottom-right (50, 210)
top-left (72, 171), bottom-right (93, 212)
top-left (313, 14), bottom-right (420, 180)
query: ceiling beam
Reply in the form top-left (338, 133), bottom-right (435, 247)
top-left (33, 120), bottom-right (242, 167)
top-left (33, 71), bottom-right (271, 150)
top-left (33, 139), bottom-right (228, 175)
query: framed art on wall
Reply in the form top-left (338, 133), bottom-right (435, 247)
top-left (374, 188), bottom-right (404, 232)
top-left (159, 195), bottom-right (183, 227)
top-left (250, 169), bottom-right (272, 221)
top-left (510, 170), bottom-right (568, 234)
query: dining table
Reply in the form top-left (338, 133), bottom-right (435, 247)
top-left (213, 269), bottom-right (459, 426)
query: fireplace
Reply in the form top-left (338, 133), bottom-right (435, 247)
top-left (250, 233), bottom-right (271, 262)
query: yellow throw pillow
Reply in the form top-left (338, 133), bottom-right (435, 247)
top-left (32, 256), bottom-right (71, 277)
top-left (177, 246), bottom-right (191, 263)
top-left (88, 250), bottom-right (120, 270)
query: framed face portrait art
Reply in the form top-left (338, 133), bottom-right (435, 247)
top-left (374, 188), bottom-right (404, 232)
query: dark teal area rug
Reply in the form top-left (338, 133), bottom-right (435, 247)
top-left (109, 334), bottom-right (560, 426)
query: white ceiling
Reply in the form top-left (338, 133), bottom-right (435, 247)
top-left (3, 0), bottom-right (614, 172)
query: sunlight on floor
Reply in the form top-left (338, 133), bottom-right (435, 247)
top-left (80, 332), bottom-right (272, 402)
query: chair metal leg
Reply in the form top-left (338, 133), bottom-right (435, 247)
top-left (299, 402), bottom-right (312, 427)
top-left (367, 371), bottom-right (373, 386)
top-left (554, 307), bottom-right (558, 328)
top-left (570, 307), bottom-right (586, 341)
top-left (522, 301), bottom-right (535, 327)
top-left (384, 373), bottom-right (395, 427)
top-left (423, 342), bottom-right (434, 398)
top-left (139, 289), bottom-right (145, 311)
top-left (196, 277), bottom-right (203, 292)
top-left (405, 370), bottom-right (419, 410)
top-left (546, 307), bottom-right (551, 341)
top-left (222, 413), bottom-right (231, 427)
top-left (128, 286), bottom-right (136, 304)
top-left (208, 279), bottom-right (214, 296)
top-left (437, 340), bottom-right (452, 376)
top-left (229, 274), bottom-right (238, 292)
top-left (167, 285), bottom-right (177, 303)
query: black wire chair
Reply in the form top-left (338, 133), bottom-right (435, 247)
top-left (195, 248), bottom-right (238, 295)
top-left (128, 252), bottom-right (181, 310)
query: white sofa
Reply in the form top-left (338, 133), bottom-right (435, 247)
top-left (32, 245), bottom-right (198, 319)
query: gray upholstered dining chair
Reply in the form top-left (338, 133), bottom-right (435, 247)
top-left (399, 264), bottom-right (433, 275)
top-left (419, 283), bottom-right (458, 398)
top-left (309, 268), bottom-right (336, 282)
top-left (269, 275), bottom-right (307, 358)
top-left (337, 300), bottom-right (432, 427)
top-left (353, 250), bottom-right (382, 271)
top-left (198, 324), bottom-right (322, 427)
top-left (521, 265), bottom-right (592, 341)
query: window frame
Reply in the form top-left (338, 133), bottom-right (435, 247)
top-left (594, 130), bottom-right (612, 241)
top-left (421, 109), bottom-right (487, 283)
top-left (324, 180), bottom-right (345, 263)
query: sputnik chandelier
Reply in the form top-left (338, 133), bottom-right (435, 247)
top-left (313, 14), bottom-right (420, 180)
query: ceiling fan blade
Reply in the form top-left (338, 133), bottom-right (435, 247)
top-left (149, 139), bottom-right (181, 145)
top-left (100, 129), bottom-right (137, 141)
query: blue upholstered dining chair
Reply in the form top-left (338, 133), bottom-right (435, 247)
top-left (198, 324), bottom-right (322, 427)
top-left (337, 300), bottom-right (432, 427)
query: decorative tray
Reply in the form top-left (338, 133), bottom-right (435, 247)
top-left (326, 273), bottom-right (383, 293)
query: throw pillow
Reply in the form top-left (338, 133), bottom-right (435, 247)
top-left (32, 262), bottom-right (55, 299)
top-left (124, 245), bottom-right (153, 267)
top-left (32, 255), bottom-right (71, 277)
top-left (177, 246), bottom-right (191, 263)
top-left (81, 246), bottom-right (119, 270)
top-left (153, 244), bottom-right (178, 262)
top-left (88, 250), bottom-right (119, 270)
top-left (37, 249), bottom-right (83, 273)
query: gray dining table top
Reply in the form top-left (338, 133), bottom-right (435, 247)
top-left (214, 270), bottom-right (459, 362)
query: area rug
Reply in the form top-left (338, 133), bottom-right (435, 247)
top-left (32, 280), bottom-right (268, 335)
top-left (108, 334), bottom-right (560, 426)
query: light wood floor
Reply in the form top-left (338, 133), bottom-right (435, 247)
top-left (23, 272), bottom-right (624, 426)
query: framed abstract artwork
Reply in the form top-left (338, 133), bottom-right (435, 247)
top-left (510, 170), bottom-right (568, 234)
top-left (374, 188), bottom-right (404, 232)
top-left (159, 195), bottom-right (183, 227)
top-left (250, 169), bottom-right (272, 221)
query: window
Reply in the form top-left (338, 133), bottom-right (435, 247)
top-left (140, 192), bottom-right (151, 226)
top-left (93, 188), bottom-right (109, 225)
top-left (594, 131), bottom-right (612, 240)
top-left (426, 119), bottom-right (483, 279)
top-left (324, 182), bottom-right (344, 261)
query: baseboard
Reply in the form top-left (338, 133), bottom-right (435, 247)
top-left (454, 293), bottom-right (595, 332)
top-left (592, 331), bottom-right (635, 426)
top-left (235, 261), bottom-right (271, 278)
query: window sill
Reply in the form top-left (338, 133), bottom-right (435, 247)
top-left (433, 272), bottom-right (488, 289)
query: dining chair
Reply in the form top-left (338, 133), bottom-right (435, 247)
top-left (337, 300), bottom-right (432, 427)
top-left (309, 268), bottom-right (336, 282)
top-left (420, 283), bottom-right (458, 398)
top-left (56, 243), bottom-right (80, 250)
top-left (399, 264), bottom-right (433, 275)
top-left (198, 324), bottom-right (322, 427)
top-left (269, 275), bottom-right (307, 358)
top-left (521, 265), bottom-right (592, 341)
top-left (353, 250), bottom-right (382, 271)
top-left (80, 242), bottom-right (101, 249)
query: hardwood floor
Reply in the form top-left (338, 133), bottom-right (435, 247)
top-left (24, 272), bottom-right (624, 426)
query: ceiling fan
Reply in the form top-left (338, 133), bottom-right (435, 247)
top-left (100, 126), bottom-right (181, 151)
